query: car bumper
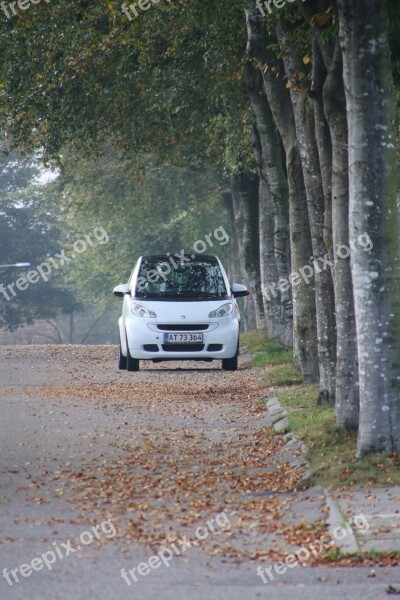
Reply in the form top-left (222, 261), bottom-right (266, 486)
top-left (121, 317), bottom-right (239, 360)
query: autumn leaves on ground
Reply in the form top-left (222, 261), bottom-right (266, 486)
top-left (3, 345), bottom-right (397, 573)
top-left (3, 346), bottom-right (324, 563)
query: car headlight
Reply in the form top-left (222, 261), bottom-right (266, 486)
top-left (209, 303), bottom-right (233, 318)
top-left (131, 302), bottom-right (157, 318)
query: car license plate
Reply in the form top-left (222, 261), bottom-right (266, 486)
top-left (163, 333), bottom-right (204, 343)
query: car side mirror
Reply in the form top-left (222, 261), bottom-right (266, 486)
top-left (231, 283), bottom-right (250, 298)
top-left (113, 283), bottom-right (130, 297)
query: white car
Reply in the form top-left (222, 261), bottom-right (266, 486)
top-left (113, 254), bottom-right (249, 372)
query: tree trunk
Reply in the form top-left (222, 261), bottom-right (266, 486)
top-left (246, 11), bottom-right (319, 380)
top-left (244, 55), bottom-right (292, 341)
top-left (301, 0), bottom-right (359, 420)
top-left (230, 183), bottom-right (255, 331)
top-left (79, 308), bottom-right (107, 344)
top-left (225, 189), bottom-right (250, 331)
top-left (231, 172), bottom-right (265, 330)
top-left (244, 17), bottom-right (293, 346)
top-left (250, 123), bottom-right (282, 338)
top-left (323, 38), bottom-right (359, 430)
top-left (312, 40), bottom-right (334, 266)
top-left (259, 172), bottom-right (281, 338)
top-left (68, 312), bottom-right (74, 344)
top-left (221, 190), bottom-right (238, 284)
top-left (338, 0), bottom-right (400, 455)
top-left (277, 18), bottom-right (336, 398)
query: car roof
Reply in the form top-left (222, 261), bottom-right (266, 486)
top-left (141, 254), bottom-right (219, 263)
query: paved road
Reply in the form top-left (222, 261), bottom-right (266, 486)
top-left (1, 345), bottom-right (399, 600)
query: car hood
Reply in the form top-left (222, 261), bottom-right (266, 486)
top-left (140, 299), bottom-right (230, 323)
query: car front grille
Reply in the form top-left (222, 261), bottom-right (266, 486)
top-left (161, 344), bottom-right (205, 352)
top-left (157, 324), bottom-right (209, 331)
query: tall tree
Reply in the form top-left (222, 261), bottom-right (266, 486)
top-left (249, 122), bottom-right (282, 337)
top-left (246, 11), bottom-right (319, 382)
top-left (338, 0), bottom-right (400, 455)
top-left (276, 13), bottom-right (337, 400)
top-left (299, 0), bottom-right (360, 426)
top-left (323, 38), bottom-right (360, 429)
top-left (231, 170), bottom-right (265, 329)
top-left (244, 23), bottom-right (293, 345)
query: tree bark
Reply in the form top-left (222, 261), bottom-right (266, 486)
top-left (323, 37), bottom-right (359, 430)
top-left (244, 30), bottom-right (292, 343)
top-left (246, 11), bottom-right (319, 380)
top-left (230, 182), bottom-right (255, 331)
top-left (300, 0), bottom-right (359, 420)
top-left (277, 17), bottom-right (336, 399)
top-left (312, 40), bottom-right (334, 266)
top-left (224, 189), bottom-right (251, 331)
top-left (222, 190), bottom-right (240, 284)
top-left (231, 171), bottom-right (265, 330)
top-left (338, 0), bottom-right (400, 455)
top-left (68, 312), bottom-right (74, 344)
top-left (250, 123), bottom-right (282, 338)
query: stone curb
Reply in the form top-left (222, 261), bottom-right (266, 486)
top-left (324, 489), bottom-right (360, 554)
top-left (265, 396), bottom-right (361, 553)
top-left (265, 395), bottom-right (313, 491)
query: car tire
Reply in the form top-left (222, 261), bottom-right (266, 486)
top-left (126, 334), bottom-right (139, 372)
top-left (222, 339), bottom-right (239, 371)
top-left (118, 342), bottom-right (127, 370)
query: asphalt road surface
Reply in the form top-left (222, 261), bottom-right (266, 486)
top-left (1, 345), bottom-right (399, 600)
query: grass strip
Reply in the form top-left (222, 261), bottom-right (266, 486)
top-left (241, 330), bottom-right (400, 489)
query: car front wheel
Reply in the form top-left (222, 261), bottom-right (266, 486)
top-left (126, 333), bottom-right (139, 372)
top-left (222, 339), bottom-right (239, 371)
top-left (118, 342), bottom-right (127, 370)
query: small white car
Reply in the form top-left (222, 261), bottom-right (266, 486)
top-left (113, 254), bottom-right (249, 372)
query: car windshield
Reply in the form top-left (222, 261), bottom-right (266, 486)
top-left (135, 256), bottom-right (228, 300)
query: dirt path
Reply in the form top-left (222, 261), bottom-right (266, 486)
top-left (1, 345), bottom-right (397, 600)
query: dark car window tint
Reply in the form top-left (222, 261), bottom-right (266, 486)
top-left (135, 258), bottom-right (227, 300)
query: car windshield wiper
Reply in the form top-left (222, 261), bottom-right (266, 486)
top-left (138, 292), bottom-right (187, 298)
top-left (136, 291), bottom-right (225, 299)
top-left (136, 293), bottom-right (160, 298)
top-left (184, 291), bottom-right (224, 298)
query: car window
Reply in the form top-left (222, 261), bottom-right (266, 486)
top-left (135, 258), bottom-right (228, 300)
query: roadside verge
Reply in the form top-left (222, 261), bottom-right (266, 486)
top-left (241, 330), bottom-right (400, 557)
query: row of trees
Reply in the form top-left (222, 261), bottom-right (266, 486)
top-left (0, 151), bottom-right (230, 334)
top-left (0, 0), bottom-right (399, 456)
top-left (243, 0), bottom-right (400, 458)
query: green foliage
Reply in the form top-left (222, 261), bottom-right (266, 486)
top-left (241, 329), bottom-right (272, 352)
top-left (0, 0), bottom-right (254, 172)
top-left (252, 348), bottom-right (293, 367)
top-left (240, 330), bottom-right (293, 365)
top-left (245, 326), bottom-right (400, 484)
top-left (41, 153), bottom-right (231, 303)
top-left (0, 151), bottom-right (39, 193)
top-left (262, 363), bottom-right (302, 386)
top-left (0, 193), bottom-right (80, 331)
top-left (276, 385), bottom-right (400, 488)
